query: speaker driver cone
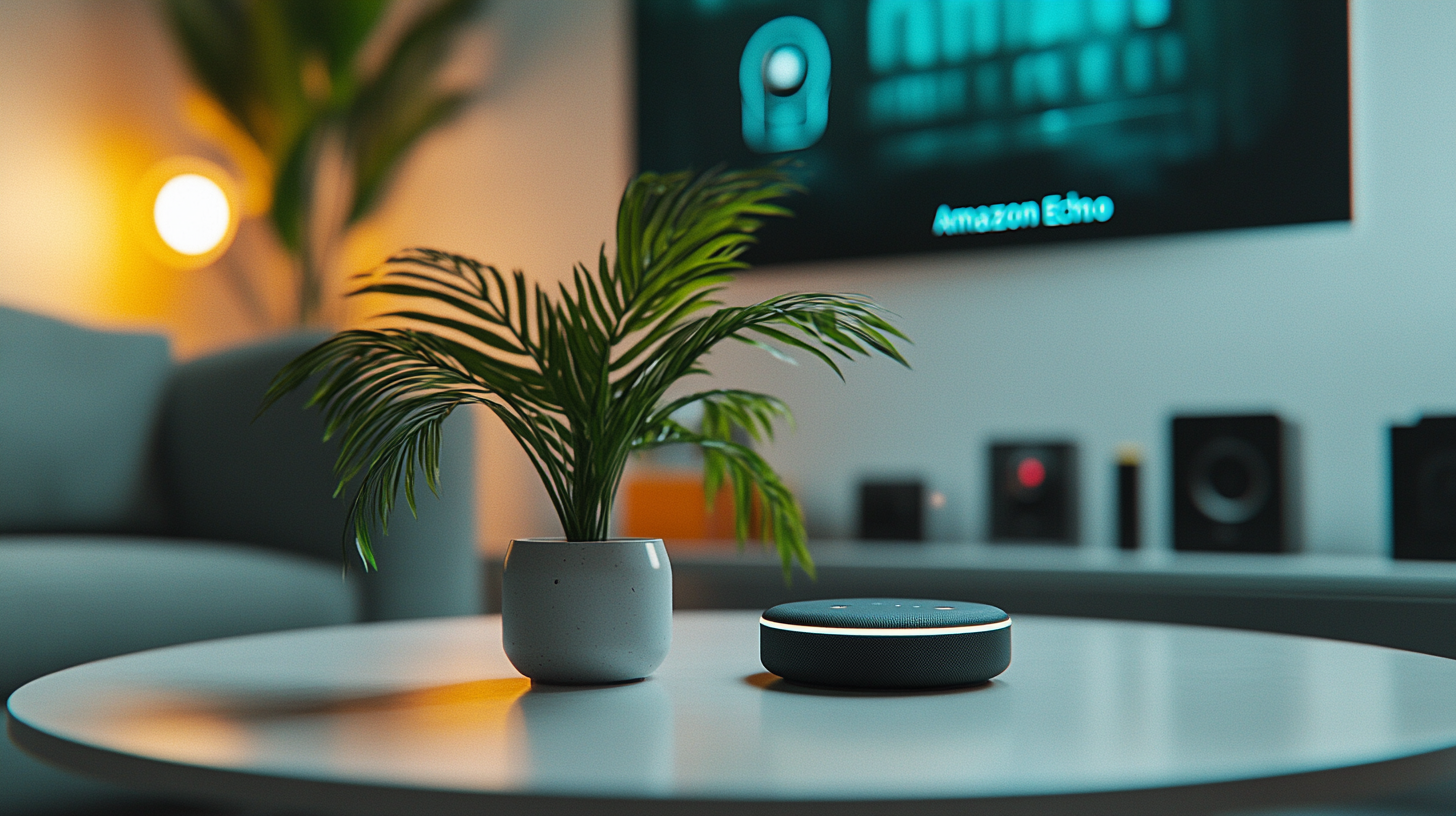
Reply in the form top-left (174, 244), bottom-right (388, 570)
top-left (1189, 435), bottom-right (1271, 525)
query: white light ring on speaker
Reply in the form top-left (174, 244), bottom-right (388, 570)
top-left (759, 618), bottom-right (1011, 637)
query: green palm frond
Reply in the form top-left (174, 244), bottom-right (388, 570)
top-left (345, 0), bottom-right (481, 226)
top-left (263, 166), bottom-right (910, 578)
top-left (162, 0), bottom-right (485, 324)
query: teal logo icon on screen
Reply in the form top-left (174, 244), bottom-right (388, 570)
top-left (740, 17), bottom-right (831, 153)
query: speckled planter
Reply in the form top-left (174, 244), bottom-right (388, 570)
top-left (501, 538), bottom-right (672, 684)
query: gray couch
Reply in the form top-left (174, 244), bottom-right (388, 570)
top-left (0, 306), bottom-right (480, 815)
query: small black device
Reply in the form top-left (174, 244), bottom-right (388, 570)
top-left (1172, 414), bottom-right (1296, 553)
top-left (1117, 446), bottom-right (1141, 550)
top-left (1391, 416), bottom-right (1456, 560)
top-left (759, 598), bottom-right (1011, 689)
top-left (858, 480), bottom-right (924, 541)
top-left (989, 442), bottom-right (1077, 543)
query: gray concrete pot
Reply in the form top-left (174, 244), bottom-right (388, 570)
top-left (501, 538), bottom-right (672, 684)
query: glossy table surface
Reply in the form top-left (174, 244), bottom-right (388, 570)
top-left (11, 612), bottom-right (1456, 815)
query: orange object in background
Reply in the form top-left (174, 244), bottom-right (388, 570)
top-left (621, 472), bottom-right (751, 546)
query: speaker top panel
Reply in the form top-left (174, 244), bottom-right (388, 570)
top-left (761, 598), bottom-right (1009, 632)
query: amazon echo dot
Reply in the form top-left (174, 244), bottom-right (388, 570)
top-left (759, 598), bottom-right (1011, 689)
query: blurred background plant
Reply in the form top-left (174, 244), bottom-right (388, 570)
top-left (162, 0), bottom-right (487, 326)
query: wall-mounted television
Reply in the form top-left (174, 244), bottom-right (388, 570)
top-left (636, 0), bottom-right (1350, 266)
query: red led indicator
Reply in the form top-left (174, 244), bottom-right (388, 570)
top-left (1016, 457), bottom-right (1046, 489)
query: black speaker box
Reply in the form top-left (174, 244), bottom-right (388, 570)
top-left (989, 442), bottom-right (1077, 543)
top-left (858, 480), bottom-right (924, 541)
top-left (1391, 416), bottom-right (1456, 560)
top-left (1172, 414), bottom-right (1299, 553)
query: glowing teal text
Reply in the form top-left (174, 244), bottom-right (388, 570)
top-left (1041, 191), bottom-right (1114, 226)
top-left (933, 191), bottom-right (1114, 236)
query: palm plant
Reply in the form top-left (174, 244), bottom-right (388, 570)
top-left (163, 0), bottom-right (486, 324)
top-left (263, 166), bottom-right (909, 578)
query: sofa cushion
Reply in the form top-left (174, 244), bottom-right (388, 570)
top-left (0, 308), bottom-right (172, 532)
top-left (160, 332), bottom-right (483, 621)
top-left (160, 331), bottom-right (352, 562)
top-left (0, 536), bottom-right (359, 698)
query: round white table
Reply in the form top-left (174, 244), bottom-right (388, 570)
top-left (10, 612), bottom-right (1456, 815)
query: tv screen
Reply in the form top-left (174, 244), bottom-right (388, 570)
top-left (636, 0), bottom-right (1350, 266)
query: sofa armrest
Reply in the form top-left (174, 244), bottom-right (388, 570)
top-left (159, 332), bottom-right (481, 621)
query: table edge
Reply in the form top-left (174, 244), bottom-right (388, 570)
top-left (12, 697), bottom-right (1456, 816)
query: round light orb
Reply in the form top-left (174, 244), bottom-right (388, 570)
top-left (153, 173), bottom-right (231, 256)
top-left (763, 45), bottom-right (807, 96)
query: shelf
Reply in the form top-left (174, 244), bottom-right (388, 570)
top-left (662, 541), bottom-right (1456, 659)
top-left (674, 540), bottom-right (1456, 596)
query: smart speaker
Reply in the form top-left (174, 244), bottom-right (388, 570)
top-left (759, 598), bottom-right (1011, 689)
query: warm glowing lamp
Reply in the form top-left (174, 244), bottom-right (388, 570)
top-left (154, 174), bottom-right (230, 255)
top-left (134, 157), bottom-right (239, 269)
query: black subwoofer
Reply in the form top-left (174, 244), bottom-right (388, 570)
top-left (1172, 414), bottom-right (1296, 553)
top-left (1392, 416), bottom-right (1456, 560)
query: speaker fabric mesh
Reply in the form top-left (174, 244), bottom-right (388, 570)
top-left (760, 598), bottom-right (1011, 689)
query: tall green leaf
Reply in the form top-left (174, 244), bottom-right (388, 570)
top-left (346, 0), bottom-right (483, 225)
top-left (162, 0), bottom-right (486, 325)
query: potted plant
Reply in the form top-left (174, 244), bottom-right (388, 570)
top-left (263, 165), bottom-right (909, 683)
